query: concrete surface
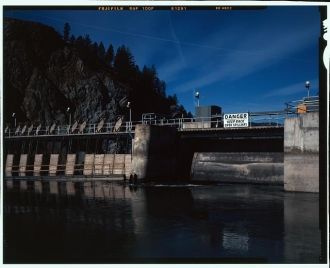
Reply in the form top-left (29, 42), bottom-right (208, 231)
top-left (284, 112), bottom-right (319, 192)
top-left (132, 124), bottom-right (178, 180)
top-left (191, 152), bottom-right (284, 184)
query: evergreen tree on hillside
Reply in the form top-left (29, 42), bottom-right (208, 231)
top-left (69, 34), bottom-right (75, 43)
top-left (83, 34), bottom-right (92, 46)
top-left (92, 42), bottom-right (99, 55)
top-left (63, 22), bottom-right (71, 42)
top-left (105, 44), bottom-right (114, 66)
top-left (114, 45), bottom-right (137, 83)
top-left (98, 42), bottom-right (105, 59)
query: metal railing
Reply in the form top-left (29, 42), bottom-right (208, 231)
top-left (5, 108), bottom-right (313, 138)
top-left (285, 95), bottom-right (319, 114)
top-left (4, 121), bottom-right (137, 138)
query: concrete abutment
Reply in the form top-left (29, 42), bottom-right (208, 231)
top-left (284, 112), bottom-right (319, 193)
top-left (131, 124), bottom-right (178, 180)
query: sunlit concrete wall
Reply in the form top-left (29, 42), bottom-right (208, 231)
top-left (33, 154), bottom-right (43, 176)
top-left (284, 112), bottom-right (319, 192)
top-left (19, 154), bottom-right (28, 176)
top-left (4, 152), bottom-right (131, 177)
top-left (49, 154), bottom-right (59, 176)
top-left (5, 154), bottom-right (14, 177)
top-left (191, 152), bottom-right (283, 184)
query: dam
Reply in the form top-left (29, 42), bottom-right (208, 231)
top-left (4, 107), bottom-right (320, 193)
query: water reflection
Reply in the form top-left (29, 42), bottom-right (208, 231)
top-left (3, 179), bottom-right (321, 264)
top-left (222, 228), bottom-right (249, 252)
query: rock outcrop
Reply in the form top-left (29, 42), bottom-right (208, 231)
top-left (4, 18), bottom-right (127, 126)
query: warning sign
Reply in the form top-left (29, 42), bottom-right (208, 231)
top-left (224, 113), bottom-right (249, 128)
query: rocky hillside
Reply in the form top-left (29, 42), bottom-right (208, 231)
top-left (3, 18), bottom-right (189, 127)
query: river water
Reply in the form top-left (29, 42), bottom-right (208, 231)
top-left (3, 179), bottom-right (321, 264)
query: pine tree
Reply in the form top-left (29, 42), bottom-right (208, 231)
top-left (92, 42), bottom-right (98, 55)
top-left (105, 44), bottom-right (114, 65)
top-left (63, 22), bottom-right (71, 42)
top-left (114, 45), bottom-right (136, 83)
top-left (97, 42), bottom-right (105, 59)
top-left (69, 34), bottom-right (75, 43)
top-left (83, 34), bottom-right (92, 46)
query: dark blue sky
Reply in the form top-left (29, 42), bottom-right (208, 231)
top-left (5, 6), bottom-right (320, 114)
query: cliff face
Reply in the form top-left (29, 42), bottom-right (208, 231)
top-left (4, 18), bottom-right (127, 126)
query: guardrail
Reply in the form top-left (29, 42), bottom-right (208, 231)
top-left (4, 106), bottom-right (317, 138)
top-left (4, 121), bottom-right (137, 138)
top-left (285, 95), bottom-right (319, 114)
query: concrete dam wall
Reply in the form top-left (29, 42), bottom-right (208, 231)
top-left (132, 124), bottom-right (178, 180)
top-left (190, 152), bottom-right (284, 184)
top-left (284, 112), bottom-right (319, 192)
top-left (4, 112), bottom-right (319, 192)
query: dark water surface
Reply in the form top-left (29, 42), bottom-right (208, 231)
top-left (3, 179), bottom-right (321, 264)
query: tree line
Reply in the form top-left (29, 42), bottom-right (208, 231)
top-left (63, 22), bottom-right (192, 121)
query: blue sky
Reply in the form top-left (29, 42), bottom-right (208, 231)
top-left (4, 6), bottom-right (320, 114)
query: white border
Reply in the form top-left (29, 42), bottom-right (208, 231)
top-left (0, 1), bottom-right (329, 268)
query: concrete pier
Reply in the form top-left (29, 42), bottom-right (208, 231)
top-left (49, 154), bottom-right (59, 176)
top-left (284, 112), bottom-right (319, 192)
top-left (132, 124), bottom-right (178, 180)
top-left (65, 154), bottom-right (76, 176)
top-left (103, 154), bottom-right (114, 175)
top-left (112, 154), bottom-right (125, 175)
top-left (94, 154), bottom-right (105, 175)
top-left (19, 154), bottom-right (28, 176)
top-left (5, 154), bottom-right (14, 177)
top-left (83, 154), bottom-right (95, 176)
top-left (124, 154), bottom-right (132, 177)
top-left (33, 154), bottom-right (43, 176)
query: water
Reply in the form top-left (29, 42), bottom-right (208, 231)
top-left (3, 179), bottom-right (321, 264)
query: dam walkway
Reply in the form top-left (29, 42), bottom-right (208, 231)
top-left (4, 110), bottom-right (289, 139)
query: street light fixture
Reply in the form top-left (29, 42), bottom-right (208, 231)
top-left (12, 112), bottom-right (16, 128)
top-left (66, 107), bottom-right (71, 126)
top-left (126, 101), bottom-right (133, 156)
top-left (127, 101), bottom-right (132, 130)
top-left (195, 91), bottom-right (200, 107)
top-left (305, 81), bottom-right (311, 99)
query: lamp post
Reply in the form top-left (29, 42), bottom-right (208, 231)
top-left (66, 107), bottom-right (71, 126)
top-left (305, 81), bottom-right (311, 98)
top-left (195, 91), bottom-right (200, 107)
top-left (12, 112), bottom-right (16, 128)
top-left (126, 101), bottom-right (133, 157)
top-left (127, 101), bottom-right (132, 130)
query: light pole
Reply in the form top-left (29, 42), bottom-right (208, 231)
top-left (195, 91), bottom-right (200, 107)
top-left (127, 101), bottom-right (133, 157)
top-left (12, 112), bottom-right (16, 128)
top-left (305, 81), bottom-right (311, 98)
top-left (127, 101), bottom-right (132, 130)
top-left (66, 107), bottom-right (71, 126)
